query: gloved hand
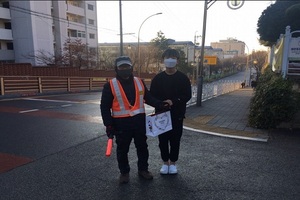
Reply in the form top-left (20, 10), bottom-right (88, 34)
top-left (164, 100), bottom-right (173, 106)
top-left (158, 101), bottom-right (171, 111)
top-left (106, 125), bottom-right (115, 138)
top-left (163, 102), bottom-right (171, 109)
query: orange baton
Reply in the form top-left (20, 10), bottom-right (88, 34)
top-left (105, 138), bottom-right (113, 157)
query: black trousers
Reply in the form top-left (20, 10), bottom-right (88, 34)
top-left (158, 118), bottom-right (183, 163)
top-left (115, 129), bottom-right (149, 174)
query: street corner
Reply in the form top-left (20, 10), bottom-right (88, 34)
top-left (183, 117), bottom-right (269, 142)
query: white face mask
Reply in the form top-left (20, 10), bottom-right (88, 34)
top-left (164, 58), bottom-right (177, 68)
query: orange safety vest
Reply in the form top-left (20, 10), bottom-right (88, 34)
top-left (109, 77), bottom-right (145, 118)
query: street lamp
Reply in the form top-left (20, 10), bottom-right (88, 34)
top-left (194, 31), bottom-right (201, 84)
top-left (253, 59), bottom-right (258, 81)
top-left (243, 42), bottom-right (250, 86)
top-left (138, 12), bottom-right (162, 77)
top-left (191, 62), bottom-right (196, 85)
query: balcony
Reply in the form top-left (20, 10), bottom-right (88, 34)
top-left (67, 22), bottom-right (85, 33)
top-left (0, 7), bottom-right (10, 20)
top-left (66, 4), bottom-right (84, 17)
top-left (0, 49), bottom-right (14, 60)
top-left (0, 29), bottom-right (13, 40)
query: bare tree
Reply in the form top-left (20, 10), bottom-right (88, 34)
top-left (250, 50), bottom-right (268, 80)
top-left (25, 38), bottom-right (96, 68)
top-left (24, 49), bottom-right (67, 66)
top-left (63, 38), bottom-right (96, 69)
top-left (124, 45), bottom-right (138, 70)
top-left (144, 45), bottom-right (160, 73)
top-left (99, 47), bottom-right (116, 70)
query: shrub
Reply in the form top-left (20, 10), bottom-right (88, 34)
top-left (248, 66), bottom-right (300, 129)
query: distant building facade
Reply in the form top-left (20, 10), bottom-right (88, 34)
top-left (0, 0), bottom-right (98, 65)
top-left (99, 40), bottom-right (223, 66)
top-left (211, 37), bottom-right (245, 58)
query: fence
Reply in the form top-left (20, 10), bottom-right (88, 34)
top-left (188, 80), bottom-right (242, 105)
top-left (0, 63), bottom-right (156, 97)
top-left (0, 75), bottom-right (152, 97)
top-left (0, 76), bottom-right (240, 100)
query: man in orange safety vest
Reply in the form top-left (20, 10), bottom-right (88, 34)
top-left (100, 56), bottom-right (170, 184)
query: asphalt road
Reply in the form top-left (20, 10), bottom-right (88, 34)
top-left (0, 92), bottom-right (300, 200)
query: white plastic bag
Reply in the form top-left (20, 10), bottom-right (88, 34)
top-left (146, 111), bottom-right (172, 137)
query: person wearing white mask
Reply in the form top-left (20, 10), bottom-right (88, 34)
top-left (150, 48), bottom-right (192, 175)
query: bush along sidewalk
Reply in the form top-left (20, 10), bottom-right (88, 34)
top-left (248, 66), bottom-right (300, 130)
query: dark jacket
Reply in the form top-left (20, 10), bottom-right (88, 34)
top-left (150, 70), bottom-right (191, 120)
top-left (100, 75), bottom-right (162, 131)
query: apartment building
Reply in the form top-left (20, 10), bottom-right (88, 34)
top-left (0, 0), bottom-right (98, 66)
top-left (211, 37), bottom-right (245, 58)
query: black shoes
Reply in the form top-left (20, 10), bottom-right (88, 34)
top-left (119, 173), bottom-right (129, 184)
top-left (119, 171), bottom-right (153, 184)
top-left (138, 170), bottom-right (153, 180)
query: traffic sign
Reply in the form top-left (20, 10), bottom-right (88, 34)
top-left (204, 56), bottom-right (217, 65)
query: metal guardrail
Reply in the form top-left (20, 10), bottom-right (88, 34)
top-left (0, 75), bottom-right (239, 100)
top-left (188, 80), bottom-right (242, 105)
top-left (0, 76), bottom-right (153, 97)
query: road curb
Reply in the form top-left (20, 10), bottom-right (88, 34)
top-left (183, 125), bottom-right (269, 142)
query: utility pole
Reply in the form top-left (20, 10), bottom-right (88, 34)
top-left (196, 0), bottom-right (244, 106)
top-left (196, 0), bottom-right (212, 106)
top-left (119, 0), bottom-right (123, 56)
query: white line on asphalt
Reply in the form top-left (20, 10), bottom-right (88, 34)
top-left (183, 126), bottom-right (268, 142)
top-left (23, 98), bottom-right (79, 103)
top-left (61, 104), bottom-right (72, 107)
top-left (19, 109), bottom-right (39, 113)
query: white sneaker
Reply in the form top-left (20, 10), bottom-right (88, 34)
top-left (160, 164), bottom-right (169, 174)
top-left (169, 165), bottom-right (177, 174)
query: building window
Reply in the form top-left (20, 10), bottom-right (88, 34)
top-left (78, 31), bottom-right (86, 38)
top-left (68, 0), bottom-right (81, 7)
top-left (7, 42), bottom-right (13, 50)
top-left (88, 4), bottom-right (93, 10)
top-left (2, 2), bottom-right (9, 8)
top-left (69, 30), bottom-right (86, 38)
top-left (5, 22), bottom-right (11, 29)
top-left (89, 33), bottom-right (95, 39)
top-left (88, 19), bottom-right (94, 25)
top-left (69, 30), bottom-right (77, 37)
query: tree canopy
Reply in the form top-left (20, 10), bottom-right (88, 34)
top-left (257, 0), bottom-right (300, 47)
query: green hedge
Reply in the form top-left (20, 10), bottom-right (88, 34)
top-left (248, 66), bottom-right (300, 129)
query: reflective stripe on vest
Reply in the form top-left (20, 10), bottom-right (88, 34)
top-left (110, 77), bottom-right (145, 118)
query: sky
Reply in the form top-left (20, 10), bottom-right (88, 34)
top-left (97, 1), bottom-right (274, 52)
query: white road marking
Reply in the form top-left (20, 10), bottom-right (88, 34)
top-left (19, 109), bottom-right (39, 113)
top-left (61, 104), bottom-right (72, 107)
top-left (23, 98), bottom-right (79, 104)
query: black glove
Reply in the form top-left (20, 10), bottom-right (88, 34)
top-left (158, 102), bottom-right (171, 111)
top-left (106, 125), bottom-right (115, 138)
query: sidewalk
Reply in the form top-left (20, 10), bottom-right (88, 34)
top-left (184, 88), bottom-right (269, 142)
